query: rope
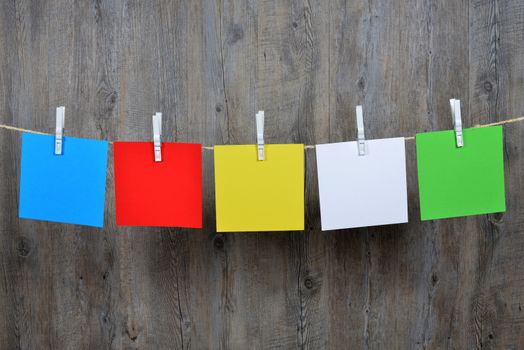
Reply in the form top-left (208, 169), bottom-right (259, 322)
top-left (1, 115), bottom-right (522, 150)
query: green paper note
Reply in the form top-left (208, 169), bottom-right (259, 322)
top-left (416, 126), bottom-right (506, 220)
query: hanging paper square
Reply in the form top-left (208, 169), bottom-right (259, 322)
top-left (114, 142), bottom-right (202, 227)
top-left (416, 126), bottom-right (506, 220)
top-left (316, 137), bottom-right (408, 230)
top-left (19, 133), bottom-right (109, 227)
top-left (214, 144), bottom-right (304, 232)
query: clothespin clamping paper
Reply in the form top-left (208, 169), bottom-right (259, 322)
top-left (356, 105), bottom-right (366, 156)
top-left (55, 106), bottom-right (65, 155)
top-left (450, 99), bottom-right (464, 148)
top-left (256, 110), bottom-right (265, 161)
top-left (152, 112), bottom-right (162, 162)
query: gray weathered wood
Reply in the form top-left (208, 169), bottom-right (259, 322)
top-left (0, 0), bottom-right (523, 349)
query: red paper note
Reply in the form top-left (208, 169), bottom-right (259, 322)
top-left (114, 142), bottom-right (202, 227)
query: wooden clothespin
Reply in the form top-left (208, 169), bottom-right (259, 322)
top-left (55, 106), bottom-right (65, 155)
top-left (152, 112), bottom-right (162, 162)
top-left (356, 105), bottom-right (366, 156)
top-left (450, 99), bottom-right (463, 147)
top-left (256, 111), bottom-right (264, 160)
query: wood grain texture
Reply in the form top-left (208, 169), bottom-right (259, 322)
top-left (0, 0), bottom-right (522, 349)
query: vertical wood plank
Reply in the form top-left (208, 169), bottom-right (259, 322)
top-left (469, 0), bottom-right (524, 348)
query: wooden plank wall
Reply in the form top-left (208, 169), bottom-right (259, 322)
top-left (0, 0), bottom-right (522, 349)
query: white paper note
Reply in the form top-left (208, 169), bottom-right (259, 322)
top-left (316, 137), bottom-right (408, 230)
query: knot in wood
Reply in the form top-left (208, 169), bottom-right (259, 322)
top-left (227, 24), bottom-right (244, 45)
top-left (484, 81), bottom-right (493, 92)
top-left (214, 237), bottom-right (224, 249)
top-left (304, 278), bottom-right (313, 289)
top-left (16, 236), bottom-right (32, 257)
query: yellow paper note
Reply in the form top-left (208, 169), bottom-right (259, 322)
top-left (214, 144), bottom-right (304, 232)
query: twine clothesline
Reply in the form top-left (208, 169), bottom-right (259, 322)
top-left (0, 116), bottom-right (523, 150)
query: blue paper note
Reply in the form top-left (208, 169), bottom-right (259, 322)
top-left (19, 133), bottom-right (109, 227)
